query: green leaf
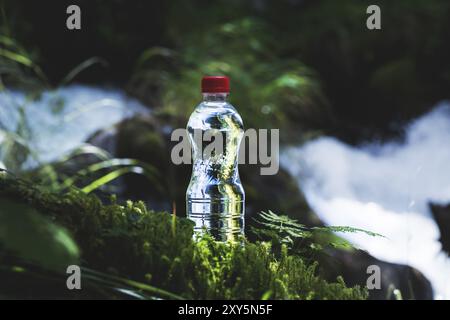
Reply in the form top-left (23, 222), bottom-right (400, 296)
top-left (60, 57), bottom-right (108, 86)
top-left (0, 198), bottom-right (79, 271)
top-left (312, 226), bottom-right (385, 238)
top-left (61, 158), bottom-right (163, 194)
top-left (253, 210), bottom-right (383, 252)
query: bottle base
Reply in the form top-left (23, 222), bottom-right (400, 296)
top-left (187, 198), bottom-right (244, 242)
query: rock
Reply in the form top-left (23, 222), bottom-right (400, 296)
top-left (88, 115), bottom-right (178, 212)
top-left (429, 203), bottom-right (450, 255)
top-left (320, 249), bottom-right (433, 300)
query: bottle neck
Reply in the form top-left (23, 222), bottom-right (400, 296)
top-left (202, 93), bottom-right (228, 102)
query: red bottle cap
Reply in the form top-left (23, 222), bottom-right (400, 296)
top-left (201, 76), bottom-right (230, 93)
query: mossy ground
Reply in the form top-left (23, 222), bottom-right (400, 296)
top-left (0, 175), bottom-right (367, 299)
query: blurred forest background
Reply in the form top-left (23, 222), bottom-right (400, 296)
top-left (0, 0), bottom-right (449, 299)
top-left (3, 0), bottom-right (450, 141)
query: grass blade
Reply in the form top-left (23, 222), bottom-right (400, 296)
top-left (60, 57), bottom-right (108, 86)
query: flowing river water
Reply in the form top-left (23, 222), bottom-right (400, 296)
top-left (281, 102), bottom-right (450, 299)
top-left (0, 85), bottom-right (149, 169)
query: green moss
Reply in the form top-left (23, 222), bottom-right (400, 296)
top-left (0, 176), bottom-right (367, 299)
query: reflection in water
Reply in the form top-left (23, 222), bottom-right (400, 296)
top-left (281, 102), bottom-right (450, 299)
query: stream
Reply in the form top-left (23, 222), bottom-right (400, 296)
top-left (0, 85), bottom-right (149, 169)
top-left (281, 102), bottom-right (450, 299)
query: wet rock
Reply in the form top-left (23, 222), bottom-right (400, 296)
top-left (429, 203), bottom-right (450, 255)
top-left (88, 115), bottom-right (178, 212)
top-left (320, 249), bottom-right (433, 300)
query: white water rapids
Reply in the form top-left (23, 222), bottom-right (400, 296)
top-left (0, 85), bottom-right (148, 169)
top-left (281, 102), bottom-right (450, 299)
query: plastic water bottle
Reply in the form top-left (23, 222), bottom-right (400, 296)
top-left (186, 76), bottom-right (245, 241)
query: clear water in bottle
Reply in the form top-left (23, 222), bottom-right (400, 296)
top-left (186, 76), bottom-right (245, 242)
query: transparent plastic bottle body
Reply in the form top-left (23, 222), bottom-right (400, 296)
top-left (186, 93), bottom-right (245, 242)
